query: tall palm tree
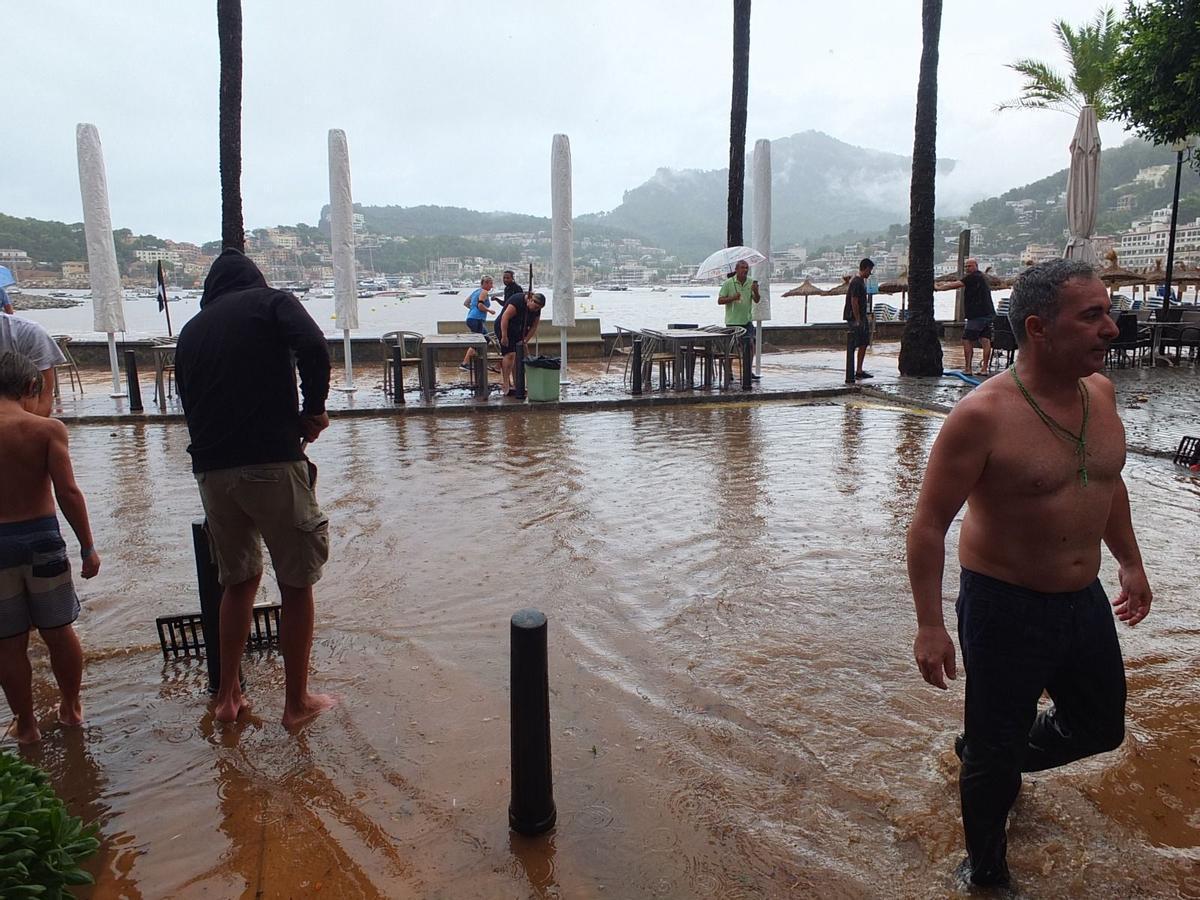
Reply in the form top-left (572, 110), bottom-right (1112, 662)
top-left (898, 0), bottom-right (945, 376)
top-left (727, 0), bottom-right (750, 247)
top-left (998, 7), bottom-right (1120, 119)
top-left (218, 0), bottom-right (244, 252)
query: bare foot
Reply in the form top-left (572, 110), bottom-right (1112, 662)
top-left (282, 693), bottom-right (339, 731)
top-left (58, 698), bottom-right (83, 726)
top-left (213, 694), bottom-right (251, 724)
top-left (5, 718), bottom-right (41, 745)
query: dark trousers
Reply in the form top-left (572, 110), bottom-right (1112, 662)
top-left (956, 568), bottom-right (1126, 882)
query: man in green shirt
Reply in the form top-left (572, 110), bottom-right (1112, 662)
top-left (718, 260), bottom-right (761, 379)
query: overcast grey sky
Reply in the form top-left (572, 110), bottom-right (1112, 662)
top-left (4, 0), bottom-right (1137, 243)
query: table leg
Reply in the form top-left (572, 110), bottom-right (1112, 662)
top-left (422, 347), bottom-right (435, 399)
top-left (473, 352), bottom-right (487, 398)
top-left (673, 342), bottom-right (685, 391)
top-left (155, 363), bottom-right (165, 409)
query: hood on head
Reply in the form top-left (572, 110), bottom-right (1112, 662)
top-left (200, 248), bottom-right (269, 307)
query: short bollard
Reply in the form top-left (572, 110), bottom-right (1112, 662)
top-left (509, 608), bottom-right (556, 835)
top-left (741, 337), bottom-right (753, 390)
top-left (845, 329), bottom-right (856, 384)
top-left (631, 337), bottom-right (643, 395)
top-left (124, 350), bottom-right (143, 412)
top-left (192, 519), bottom-right (224, 695)
top-left (515, 345), bottom-right (527, 401)
top-left (391, 346), bottom-right (406, 405)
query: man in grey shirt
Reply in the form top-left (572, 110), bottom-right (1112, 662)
top-left (0, 315), bottom-right (64, 417)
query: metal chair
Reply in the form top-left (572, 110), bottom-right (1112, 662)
top-left (151, 336), bottom-right (176, 405)
top-left (51, 335), bottom-right (83, 398)
top-left (988, 316), bottom-right (1017, 371)
top-left (1106, 313), bottom-right (1149, 368)
top-left (605, 325), bottom-right (638, 374)
top-left (701, 325), bottom-right (745, 387)
top-left (381, 331), bottom-right (424, 396)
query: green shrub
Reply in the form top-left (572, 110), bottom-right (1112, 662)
top-left (0, 750), bottom-right (99, 898)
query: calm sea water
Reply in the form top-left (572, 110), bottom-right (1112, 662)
top-left (15, 284), bottom-right (973, 339)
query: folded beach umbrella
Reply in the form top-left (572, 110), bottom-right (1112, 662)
top-left (328, 128), bottom-right (358, 392)
top-left (76, 123), bottom-right (127, 397)
top-left (694, 246), bottom-right (766, 280)
top-left (1063, 105), bottom-right (1101, 265)
top-left (550, 133), bottom-right (574, 381)
top-left (750, 139), bottom-right (772, 374)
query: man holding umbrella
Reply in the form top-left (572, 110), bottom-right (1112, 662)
top-left (718, 260), bottom-right (761, 379)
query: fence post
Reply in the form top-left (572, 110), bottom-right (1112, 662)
top-left (191, 519), bottom-right (224, 695)
top-left (740, 335), bottom-right (753, 390)
top-left (631, 338), bottom-right (643, 395)
top-left (509, 608), bottom-right (556, 835)
top-left (391, 346), bottom-right (406, 405)
top-left (515, 344), bottom-right (527, 400)
top-left (845, 329), bottom-right (856, 384)
top-left (124, 350), bottom-right (143, 412)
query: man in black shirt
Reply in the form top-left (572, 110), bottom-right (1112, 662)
top-left (844, 258), bottom-right (875, 379)
top-left (500, 268), bottom-right (525, 302)
top-left (175, 249), bottom-right (337, 729)
top-left (497, 291), bottom-right (545, 395)
top-left (944, 258), bottom-right (996, 375)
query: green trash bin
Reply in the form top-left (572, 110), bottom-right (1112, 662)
top-left (524, 356), bottom-right (561, 402)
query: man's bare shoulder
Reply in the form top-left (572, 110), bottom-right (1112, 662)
top-left (943, 374), bottom-right (1013, 429)
top-left (1083, 371), bottom-right (1117, 403)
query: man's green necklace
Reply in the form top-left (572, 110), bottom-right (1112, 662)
top-left (1009, 367), bottom-right (1090, 486)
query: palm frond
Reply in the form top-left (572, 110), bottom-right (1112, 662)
top-left (999, 59), bottom-right (1080, 114)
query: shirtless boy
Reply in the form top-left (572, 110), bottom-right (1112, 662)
top-left (906, 260), bottom-right (1151, 887)
top-left (0, 352), bottom-right (100, 744)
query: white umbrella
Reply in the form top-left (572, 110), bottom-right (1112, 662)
top-left (694, 245), bottom-right (766, 280)
top-left (751, 139), bottom-right (772, 375)
top-left (328, 128), bottom-right (358, 391)
top-left (1063, 105), bottom-right (1100, 265)
top-left (76, 123), bottom-right (126, 397)
top-left (550, 133), bottom-right (575, 383)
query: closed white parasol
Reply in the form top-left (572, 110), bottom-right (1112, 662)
top-left (76, 123), bottom-right (127, 396)
top-left (1063, 105), bottom-right (1101, 265)
top-left (328, 128), bottom-right (358, 391)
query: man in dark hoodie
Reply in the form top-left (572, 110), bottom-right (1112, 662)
top-left (175, 249), bottom-right (336, 729)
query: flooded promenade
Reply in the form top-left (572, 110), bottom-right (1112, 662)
top-left (12, 352), bottom-right (1200, 898)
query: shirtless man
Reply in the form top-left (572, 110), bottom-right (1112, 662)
top-left (906, 260), bottom-right (1151, 888)
top-left (0, 352), bottom-right (100, 744)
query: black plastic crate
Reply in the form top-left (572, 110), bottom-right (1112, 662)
top-left (1175, 436), bottom-right (1200, 467)
top-left (156, 603), bottom-right (282, 659)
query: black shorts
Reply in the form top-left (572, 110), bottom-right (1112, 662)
top-left (963, 317), bottom-right (994, 343)
top-left (466, 318), bottom-right (488, 335)
top-left (847, 322), bottom-right (871, 348)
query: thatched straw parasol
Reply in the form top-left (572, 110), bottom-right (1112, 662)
top-left (781, 276), bottom-right (825, 323)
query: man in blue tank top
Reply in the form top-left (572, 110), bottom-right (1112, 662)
top-left (461, 275), bottom-right (496, 370)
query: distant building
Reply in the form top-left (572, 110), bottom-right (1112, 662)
top-left (1115, 194), bottom-right (1137, 211)
top-left (61, 261), bottom-right (88, 281)
top-left (1133, 165), bottom-right (1171, 189)
top-left (1117, 217), bottom-right (1200, 270)
top-left (1022, 243), bottom-right (1060, 264)
top-left (135, 248), bottom-right (181, 265)
top-left (0, 249), bottom-right (31, 270)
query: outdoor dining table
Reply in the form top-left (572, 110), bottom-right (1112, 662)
top-left (1144, 320), bottom-right (1185, 367)
top-left (418, 333), bottom-right (489, 399)
top-left (654, 328), bottom-right (734, 390)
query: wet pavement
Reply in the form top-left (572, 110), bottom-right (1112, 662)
top-left (50, 342), bottom-right (1200, 461)
top-left (8, 345), bottom-right (1200, 898)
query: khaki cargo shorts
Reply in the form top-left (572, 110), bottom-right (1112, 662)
top-left (196, 460), bottom-right (329, 587)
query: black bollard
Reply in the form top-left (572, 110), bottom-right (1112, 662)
top-left (631, 337), bottom-right (643, 395)
top-left (192, 519), bottom-right (224, 695)
top-left (509, 608), bottom-right (556, 835)
top-left (515, 344), bottom-right (527, 400)
top-left (124, 350), bottom-right (143, 412)
top-left (391, 346), bottom-right (406, 405)
top-left (740, 336), bottom-right (753, 390)
top-left (845, 329), bottom-right (856, 384)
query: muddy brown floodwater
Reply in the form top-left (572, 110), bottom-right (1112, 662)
top-left (11, 399), bottom-right (1200, 898)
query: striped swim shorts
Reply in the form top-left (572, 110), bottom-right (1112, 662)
top-left (0, 516), bottom-right (81, 639)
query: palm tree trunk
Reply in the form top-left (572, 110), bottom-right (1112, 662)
top-left (899, 0), bottom-right (945, 376)
top-left (727, 0), bottom-right (751, 247)
top-left (218, 0), bottom-right (245, 252)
